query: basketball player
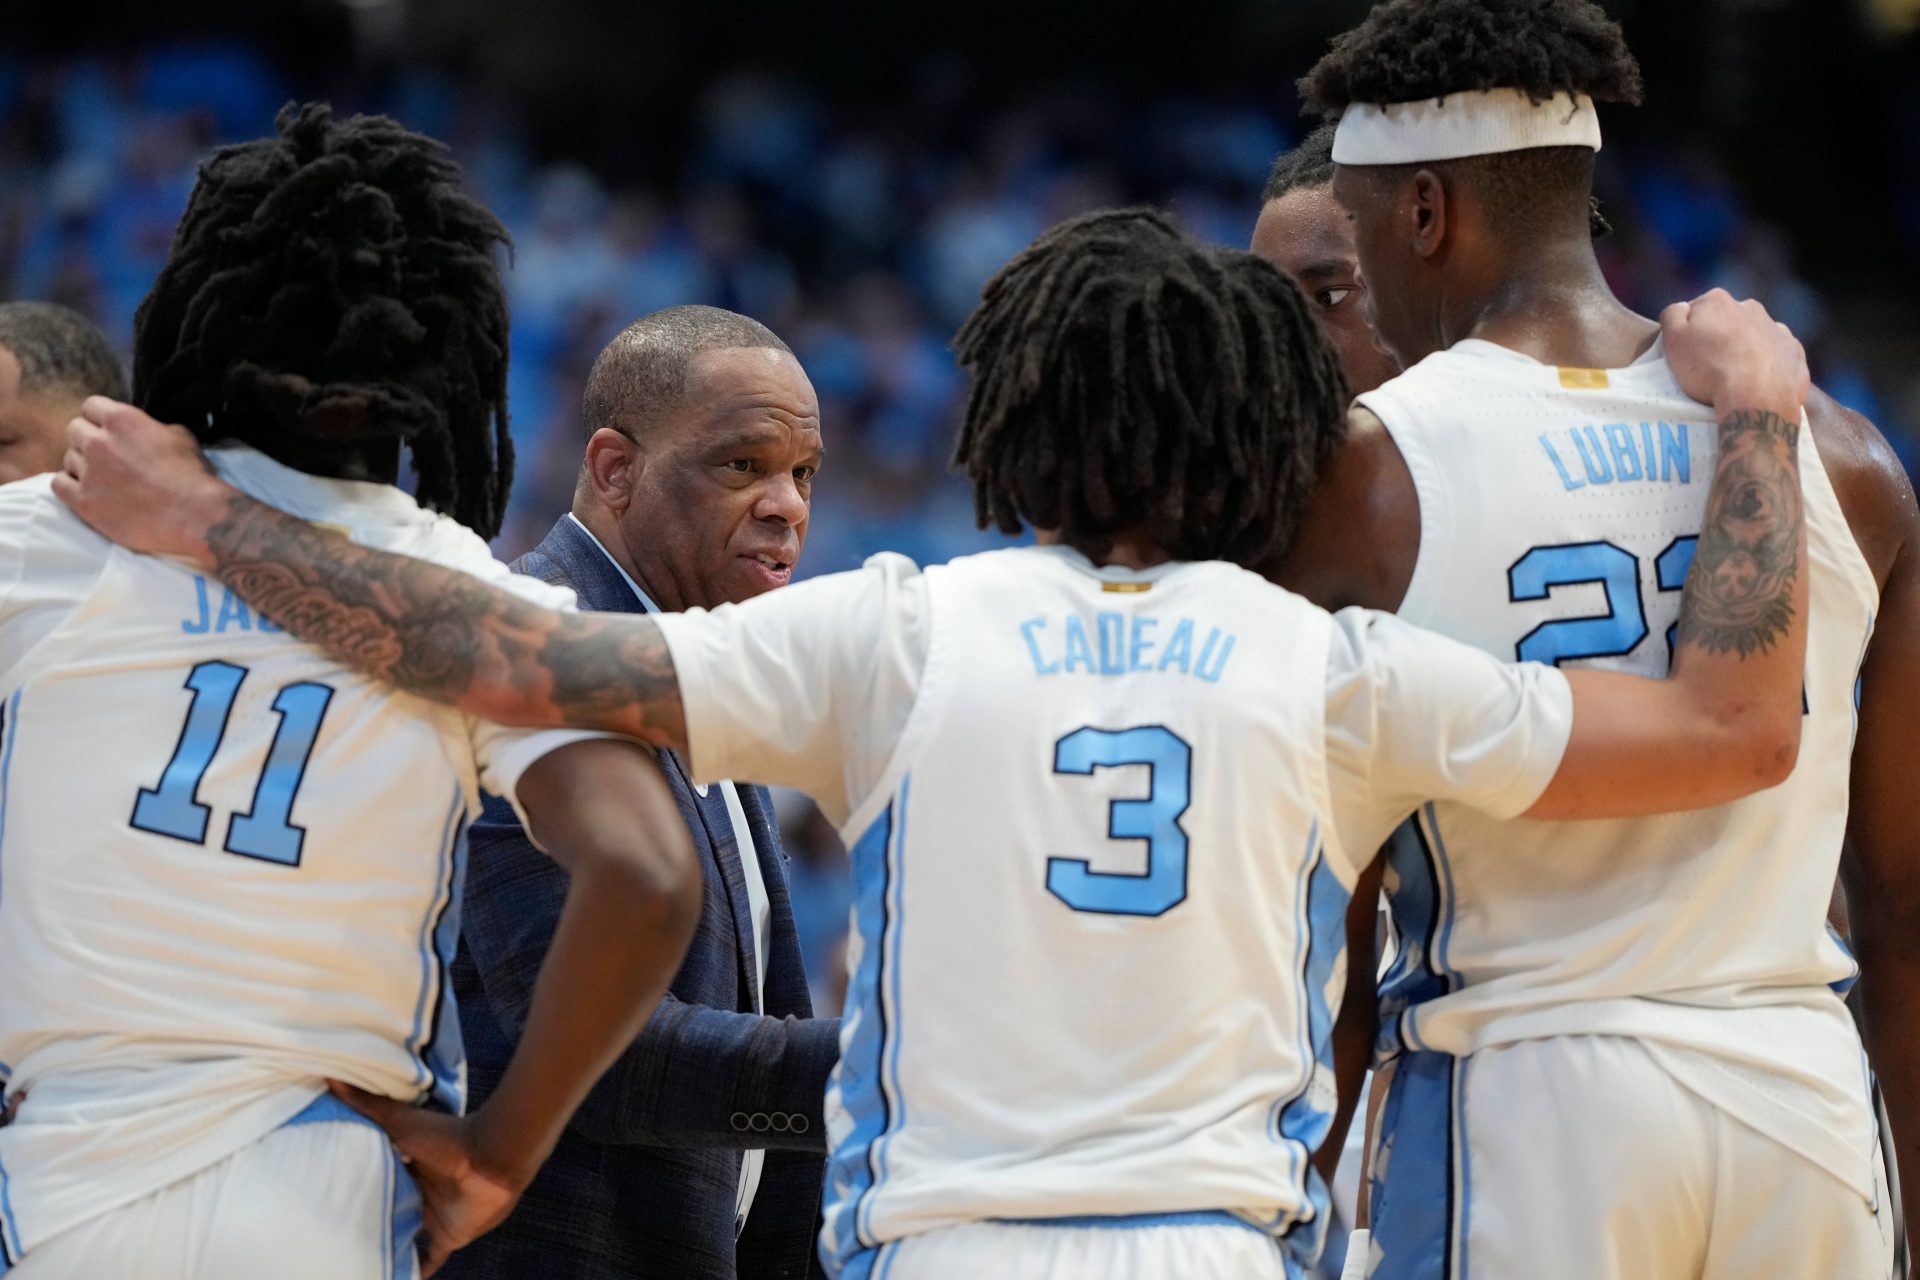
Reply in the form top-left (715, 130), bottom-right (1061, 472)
top-left (1272, 1), bottom-right (1917, 1275)
top-left (0, 105), bottom-right (701, 1278)
top-left (1251, 123), bottom-right (1399, 397)
top-left (57, 209), bottom-right (1810, 1280)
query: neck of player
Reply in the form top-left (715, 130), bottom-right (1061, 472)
top-left (1036, 527), bottom-right (1174, 571)
top-left (1456, 235), bottom-right (1658, 371)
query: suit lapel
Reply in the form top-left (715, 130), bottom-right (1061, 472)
top-left (534, 517), bottom-right (765, 1013)
top-left (733, 784), bottom-right (812, 1020)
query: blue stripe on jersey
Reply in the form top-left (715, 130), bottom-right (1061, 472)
top-left (825, 798), bottom-right (896, 1268)
top-left (406, 788), bottom-right (466, 1101)
top-left (869, 777), bottom-right (912, 1232)
top-left (1377, 806), bottom-right (1460, 1058)
top-left (390, 1140), bottom-right (423, 1279)
top-left (1368, 1051), bottom-right (1460, 1280)
top-left (421, 814), bottom-right (471, 1111)
top-left (1271, 827), bottom-right (1349, 1257)
top-left (1002, 1210), bottom-right (1275, 1234)
top-left (0, 689), bottom-right (17, 1084)
top-left (0, 1141), bottom-right (21, 1267)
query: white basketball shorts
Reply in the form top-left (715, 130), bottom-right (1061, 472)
top-left (1365, 1038), bottom-right (1893, 1280)
top-left (840, 1212), bottom-right (1301, 1279)
top-left (10, 1093), bottom-right (421, 1279)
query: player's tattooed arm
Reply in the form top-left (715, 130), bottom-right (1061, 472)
top-left (205, 495), bottom-right (690, 744)
top-left (1526, 292), bottom-right (1812, 821)
top-left (1674, 407), bottom-right (1802, 658)
top-left (55, 397), bottom-right (690, 746)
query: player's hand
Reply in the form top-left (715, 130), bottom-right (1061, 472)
top-left (329, 1080), bottom-right (527, 1278)
top-left (52, 396), bottom-right (236, 569)
top-left (1661, 289), bottom-right (1810, 422)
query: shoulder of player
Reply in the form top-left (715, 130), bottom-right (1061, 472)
top-left (1266, 404), bottom-right (1418, 614)
top-left (0, 473), bottom-right (104, 545)
top-left (1805, 386), bottom-right (1917, 588)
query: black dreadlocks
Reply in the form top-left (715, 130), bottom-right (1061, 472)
top-left (133, 102), bottom-right (515, 538)
top-left (952, 208), bottom-right (1349, 568)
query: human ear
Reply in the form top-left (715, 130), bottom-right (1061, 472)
top-left (584, 427), bottom-right (640, 513)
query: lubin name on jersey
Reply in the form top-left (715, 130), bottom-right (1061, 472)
top-left (1539, 420), bottom-right (1695, 491)
top-left (1018, 611), bottom-right (1238, 682)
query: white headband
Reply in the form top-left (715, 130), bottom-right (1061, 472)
top-left (1331, 89), bottom-right (1601, 165)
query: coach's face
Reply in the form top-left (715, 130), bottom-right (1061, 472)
top-left (0, 345), bottom-right (74, 485)
top-left (594, 346), bottom-right (821, 612)
top-left (1250, 186), bottom-right (1399, 396)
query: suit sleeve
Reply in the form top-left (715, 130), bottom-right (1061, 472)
top-left (462, 789), bottom-right (841, 1152)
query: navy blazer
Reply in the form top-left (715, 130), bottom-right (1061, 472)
top-left (442, 515), bottom-right (839, 1280)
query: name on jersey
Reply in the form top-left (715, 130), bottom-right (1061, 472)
top-left (181, 575), bottom-right (283, 634)
top-left (1018, 612), bottom-right (1236, 682)
top-left (1539, 421), bottom-right (1692, 491)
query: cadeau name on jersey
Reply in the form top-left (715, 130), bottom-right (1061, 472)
top-left (1018, 611), bottom-right (1238, 682)
top-left (1539, 420), bottom-right (1699, 491)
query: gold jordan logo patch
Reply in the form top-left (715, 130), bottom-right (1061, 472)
top-left (1558, 367), bottom-right (1610, 390)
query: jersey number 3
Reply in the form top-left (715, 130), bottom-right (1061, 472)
top-left (131, 660), bottom-right (334, 867)
top-left (1048, 725), bottom-right (1192, 918)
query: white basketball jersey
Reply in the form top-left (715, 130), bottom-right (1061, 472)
top-left (1358, 338), bottom-right (1881, 1198)
top-left (655, 543), bottom-right (1575, 1273)
top-left (0, 448), bottom-right (589, 1260)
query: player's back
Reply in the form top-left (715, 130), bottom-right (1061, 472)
top-left (1359, 338), bottom-right (1879, 1197)
top-left (0, 446), bottom-right (576, 1259)
top-left (820, 544), bottom-right (1360, 1265)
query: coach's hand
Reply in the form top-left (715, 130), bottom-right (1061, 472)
top-left (330, 1080), bottom-right (528, 1277)
top-left (1662, 288), bottom-right (1810, 422)
top-left (53, 396), bottom-right (235, 569)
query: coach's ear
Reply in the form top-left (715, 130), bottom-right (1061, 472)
top-left (583, 427), bottom-right (643, 515)
top-left (1409, 168), bottom-right (1448, 259)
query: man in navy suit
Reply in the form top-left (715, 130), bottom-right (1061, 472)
top-left (444, 305), bottom-right (839, 1280)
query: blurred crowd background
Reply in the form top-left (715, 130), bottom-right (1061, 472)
top-left (6, 0), bottom-right (1919, 1022)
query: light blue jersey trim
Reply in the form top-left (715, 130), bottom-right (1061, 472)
top-left (1269, 825), bottom-right (1348, 1259)
top-left (825, 799), bottom-right (897, 1267)
top-left (869, 777), bottom-right (912, 1232)
top-left (998, 1210), bottom-right (1273, 1234)
top-left (282, 1092), bottom-right (364, 1129)
top-left (390, 1139), bottom-right (423, 1279)
top-left (1369, 1051), bottom-right (1459, 1280)
top-left (0, 690), bottom-right (17, 1084)
top-left (0, 1144), bottom-right (20, 1268)
top-left (404, 788), bottom-right (465, 1099)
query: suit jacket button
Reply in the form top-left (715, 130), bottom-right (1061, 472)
top-left (730, 1111), bottom-right (751, 1132)
top-left (770, 1112), bottom-right (791, 1132)
top-left (749, 1112), bottom-right (771, 1132)
top-left (791, 1114), bottom-right (810, 1134)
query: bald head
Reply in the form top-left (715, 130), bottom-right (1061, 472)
top-left (0, 301), bottom-right (127, 485)
top-left (582, 305), bottom-right (792, 439)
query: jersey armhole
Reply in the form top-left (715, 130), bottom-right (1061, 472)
top-left (835, 566), bottom-right (953, 845)
top-left (1355, 386), bottom-right (1450, 624)
top-left (0, 496), bottom-right (117, 693)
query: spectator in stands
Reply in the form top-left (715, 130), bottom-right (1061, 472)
top-left (446, 304), bottom-right (838, 1280)
top-left (0, 301), bottom-right (126, 483)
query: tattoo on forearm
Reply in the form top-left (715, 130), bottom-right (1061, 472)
top-left (1676, 409), bottom-right (1801, 657)
top-left (202, 496), bottom-right (688, 745)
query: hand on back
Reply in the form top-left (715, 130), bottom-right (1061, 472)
top-left (53, 396), bottom-right (234, 567)
top-left (1661, 289), bottom-right (1810, 421)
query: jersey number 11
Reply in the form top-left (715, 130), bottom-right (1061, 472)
top-left (130, 660), bottom-right (334, 867)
